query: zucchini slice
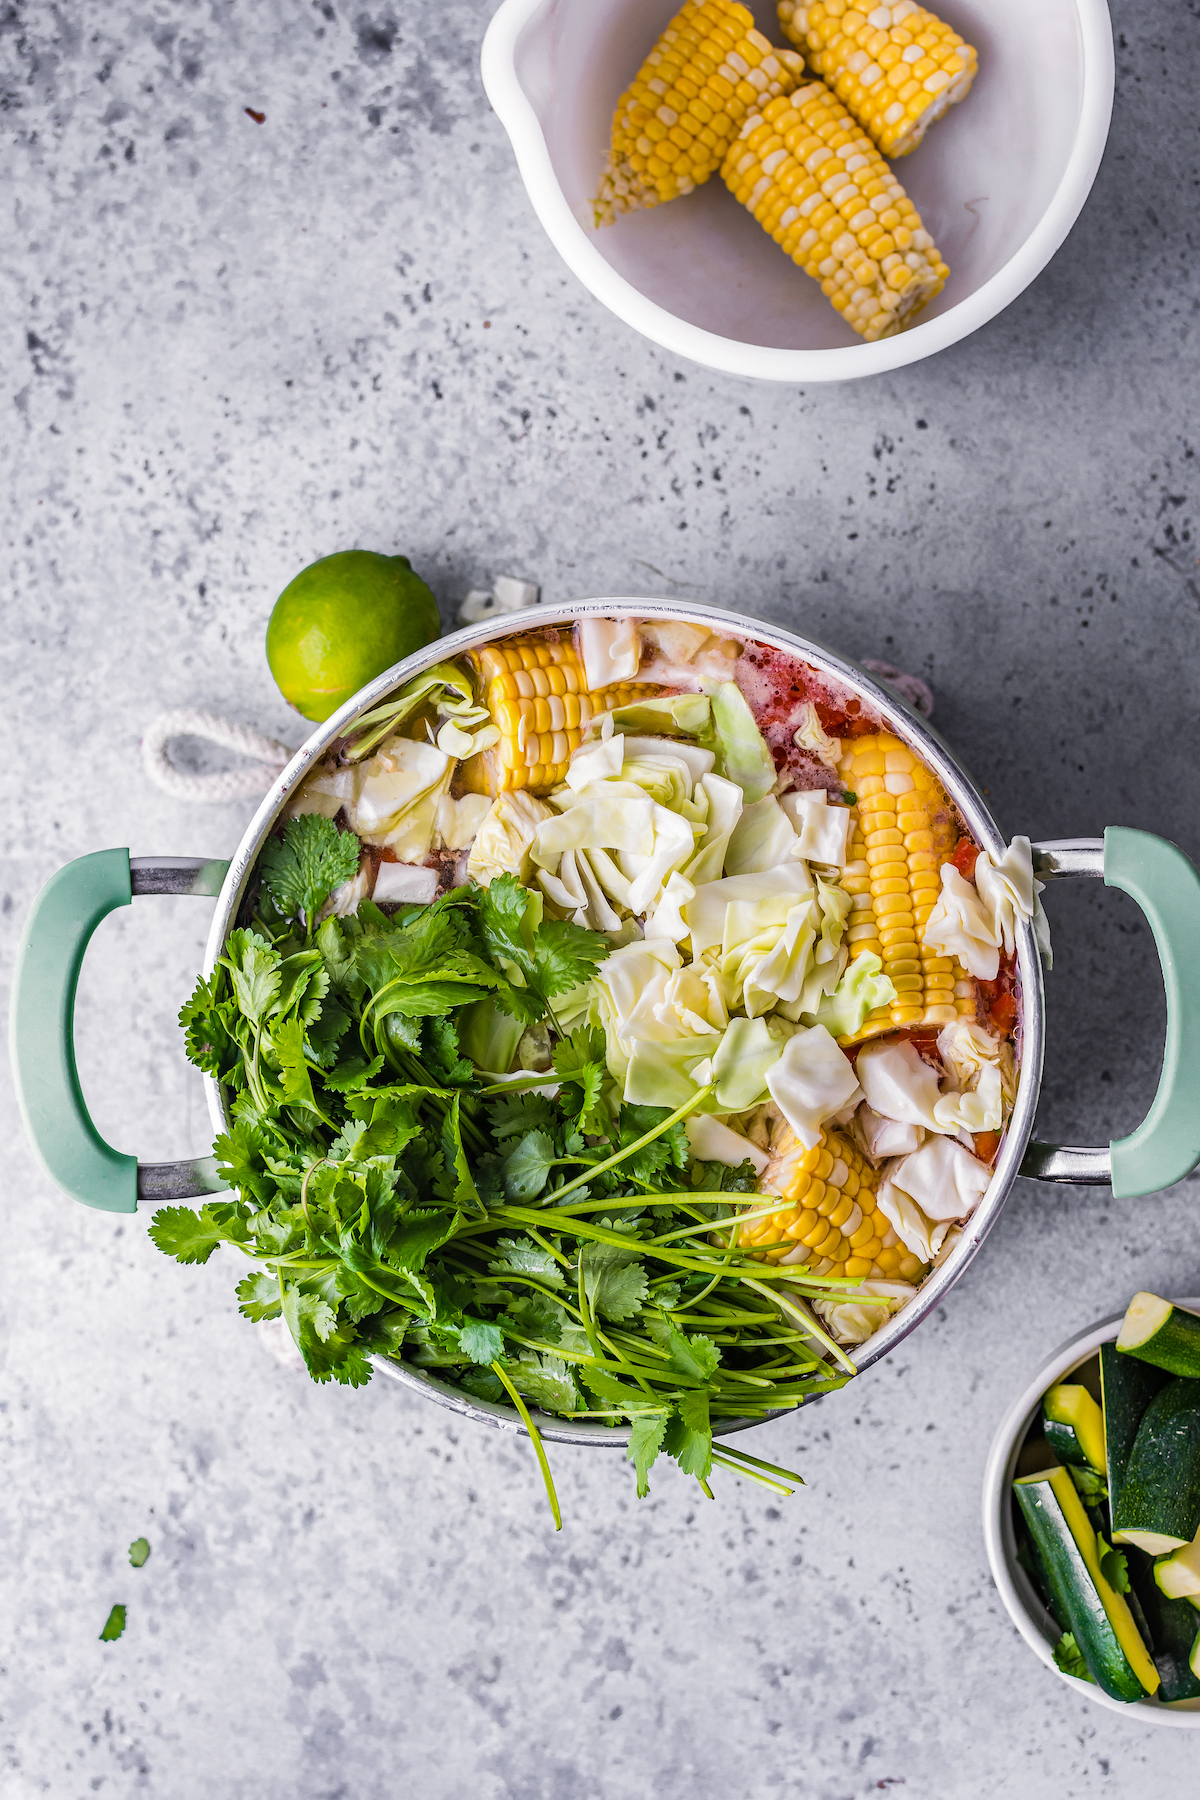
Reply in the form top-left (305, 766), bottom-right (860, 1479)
top-left (1127, 1545), bottom-right (1200, 1702)
top-left (1117, 1294), bottom-right (1200, 1378)
top-left (1193, 1625), bottom-right (1200, 1681)
top-left (1156, 1533), bottom-right (1200, 1601)
top-left (1113, 1378), bottom-right (1200, 1554)
top-left (1014, 1466), bottom-right (1159, 1701)
top-left (1044, 1384), bottom-right (1107, 1473)
top-left (1100, 1343), bottom-right (1168, 1534)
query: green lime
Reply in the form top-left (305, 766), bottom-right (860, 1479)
top-left (266, 550), bottom-right (441, 722)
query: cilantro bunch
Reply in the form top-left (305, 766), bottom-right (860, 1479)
top-left (158, 816), bottom-right (854, 1518)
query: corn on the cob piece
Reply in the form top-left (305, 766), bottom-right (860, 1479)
top-left (593, 1), bottom-right (804, 227)
top-left (462, 635), bottom-right (656, 797)
top-left (836, 733), bottom-right (974, 1040)
top-left (720, 83), bottom-right (948, 341)
top-left (743, 1119), bottom-right (927, 1283)
top-left (778, 1), bottom-right (977, 157)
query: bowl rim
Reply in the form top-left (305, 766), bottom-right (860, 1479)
top-left (203, 595), bottom-right (1041, 1444)
top-left (479, 0), bottom-right (1115, 384)
top-left (981, 1301), bottom-right (1200, 1726)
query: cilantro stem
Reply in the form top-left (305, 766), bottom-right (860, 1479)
top-left (546, 1085), bottom-right (715, 1206)
top-left (742, 1278), bottom-right (857, 1375)
top-left (708, 1451), bottom-right (794, 1497)
top-left (489, 1362), bottom-right (561, 1531)
top-left (650, 1201), bottom-right (788, 1246)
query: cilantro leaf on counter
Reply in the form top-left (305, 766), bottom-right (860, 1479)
top-left (260, 814), bottom-right (361, 929)
top-left (99, 1605), bottom-right (126, 1643)
top-left (128, 1539), bottom-right (151, 1569)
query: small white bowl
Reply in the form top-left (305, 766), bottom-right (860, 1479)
top-left (982, 1303), bottom-right (1200, 1726)
top-left (481, 0), bottom-right (1114, 383)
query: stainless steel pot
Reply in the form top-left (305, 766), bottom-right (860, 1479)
top-left (14, 599), bottom-right (1200, 1447)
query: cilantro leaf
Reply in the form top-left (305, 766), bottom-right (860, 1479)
top-left (388, 1208), bottom-right (461, 1272)
top-left (503, 1131), bottom-right (557, 1202)
top-left (647, 1312), bottom-right (721, 1382)
top-left (271, 1016), bottom-right (322, 1119)
top-left (552, 1027), bottom-right (608, 1135)
top-left (476, 874), bottom-right (537, 987)
top-left (236, 1271), bottom-right (282, 1321)
top-left (260, 814), bottom-right (360, 927)
top-left (488, 1092), bottom-right (559, 1143)
top-left (488, 1236), bottom-right (565, 1285)
top-left (220, 929), bottom-right (281, 1028)
top-left (441, 1092), bottom-right (480, 1210)
top-left (458, 1320), bottom-right (506, 1365)
top-left (664, 1387), bottom-right (712, 1480)
top-left (477, 876), bottom-right (608, 1019)
top-left (1052, 1632), bottom-right (1093, 1682)
top-left (533, 918), bottom-right (609, 998)
top-left (148, 1205), bottom-right (230, 1265)
top-left (99, 1604), bottom-right (126, 1642)
top-left (508, 1352), bottom-right (581, 1415)
top-left (128, 1539), bottom-right (150, 1569)
top-left (627, 1411), bottom-right (670, 1498)
top-left (618, 1104), bottom-right (690, 1186)
top-left (424, 1015), bottom-right (475, 1088)
top-left (282, 1285), bottom-right (372, 1385)
top-left (502, 1292), bottom-right (568, 1341)
top-left (322, 1053), bottom-right (385, 1093)
top-left (1099, 1543), bottom-right (1131, 1594)
top-left (178, 972), bottom-right (236, 1077)
top-left (459, 1367), bottom-right (505, 1403)
top-left (581, 1232), bottom-right (649, 1322)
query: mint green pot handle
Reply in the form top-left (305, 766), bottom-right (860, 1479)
top-left (1105, 827), bottom-right (1200, 1198)
top-left (1022, 828), bottom-right (1200, 1199)
top-left (10, 849), bottom-right (231, 1212)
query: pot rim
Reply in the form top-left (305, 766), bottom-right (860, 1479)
top-left (981, 1301), bottom-right (1200, 1724)
top-left (202, 597), bottom-right (1042, 1442)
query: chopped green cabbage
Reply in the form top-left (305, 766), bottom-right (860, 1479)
top-left (711, 682), bottom-right (776, 803)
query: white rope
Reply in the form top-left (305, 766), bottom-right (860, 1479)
top-left (861, 660), bottom-right (935, 719)
top-left (141, 708), bottom-right (294, 803)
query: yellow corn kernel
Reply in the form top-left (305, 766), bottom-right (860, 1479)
top-left (594, 2), bottom-right (804, 225)
top-left (720, 83), bottom-right (948, 341)
top-left (747, 1121), bottom-right (882, 1273)
top-left (777, 0), bottom-right (978, 157)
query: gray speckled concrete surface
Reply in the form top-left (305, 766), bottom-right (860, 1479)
top-left (3, 1), bottom-right (1200, 1795)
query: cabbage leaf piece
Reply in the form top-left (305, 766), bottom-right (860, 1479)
top-left (711, 682), bottom-right (776, 803)
top-left (921, 864), bottom-right (1000, 980)
top-left (764, 1025), bottom-right (862, 1151)
top-left (805, 951), bottom-right (896, 1039)
top-left (343, 661), bottom-right (484, 763)
top-left (812, 1279), bottom-right (916, 1346)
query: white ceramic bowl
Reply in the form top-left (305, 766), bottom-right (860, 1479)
top-left (481, 0), bottom-right (1114, 383)
top-left (982, 1304), bottom-right (1200, 1726)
